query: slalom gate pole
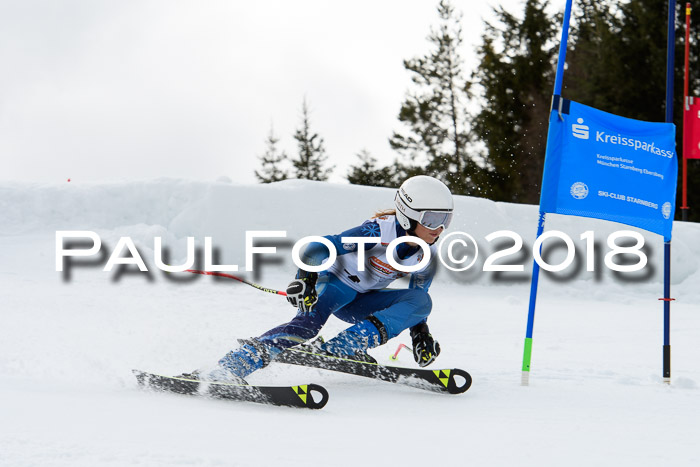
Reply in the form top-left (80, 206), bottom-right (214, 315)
top-left (552, 0), bottom-right (573, 98)
top-left (522, 212), bottom-right (546, 386)
top-left (521, 0), bottom-right (574, 387)
top-left (662, 0), bottom-right (676, 384)
top-left (667, 0), bottom-right (677, 126)
top-left (185, 269), bottom-right (287, 296)
top-left (682, 3), bottom-right (691, 221)
top-left (662, 242), bottom-right (673, 383)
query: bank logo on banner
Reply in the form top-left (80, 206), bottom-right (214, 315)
top-left (540, 98), bottom-right (678, 240)
top-left (572, 118), bottom-right (589, 139)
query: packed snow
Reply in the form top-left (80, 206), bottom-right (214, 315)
top-left (1, 178), bottom-right (699, 467)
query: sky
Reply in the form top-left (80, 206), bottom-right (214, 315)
top-left (0, 0), bottom-right (532, 185)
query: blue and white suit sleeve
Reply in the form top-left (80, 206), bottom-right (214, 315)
top-left (408, 254), bottom-right (437, 292)
top-left (298, 220), bottom-right (381, 269)
top-left (406, 249), bottom-right (438, 331)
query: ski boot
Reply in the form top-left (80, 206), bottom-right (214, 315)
top-left (213, 339), bottom-right (272, 382)
top-left (311, 318), bottom-right (388, 363)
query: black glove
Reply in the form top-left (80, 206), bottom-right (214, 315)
top-left (410, 322), bottom-right (440, 367)
top-left (286, 270), bottom-right (318, 312)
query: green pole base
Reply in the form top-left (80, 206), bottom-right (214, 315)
top-left (521, 337), bottom-right (533, 386)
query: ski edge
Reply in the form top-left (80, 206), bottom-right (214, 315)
top-left (277, 349), bottom-right (472, 394)
top-left (132, 369), bottom-right (329, 409)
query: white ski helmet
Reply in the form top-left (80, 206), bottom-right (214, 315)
top-left (394, 175), bottom-right (454, 231)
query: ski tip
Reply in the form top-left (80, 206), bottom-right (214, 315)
top-left (302, 383), bottom-right (330, 409)
top-left (446, 368), bottom-right (472, 394)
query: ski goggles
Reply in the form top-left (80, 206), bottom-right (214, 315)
top-left (418, 210), bottom-right (453, 230)
top-left (395, 192), bottom-right (453, 230)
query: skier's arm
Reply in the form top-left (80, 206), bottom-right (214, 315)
top-left (407, 261), bottom-right (436, 329)
top-left (287, 221), bottom-right (381, 311)
top-left (408, 247), bottom-right (440, 366)
top-left (408, 249), bottom-right (438, 292)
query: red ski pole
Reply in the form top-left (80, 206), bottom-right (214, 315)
top-left (390, 343), bottom-right (411, 361)
top-left (185, 269), bottom-right (287, 296)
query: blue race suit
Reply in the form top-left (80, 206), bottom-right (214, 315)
top-left (255, 214), bottom-right (437, 359)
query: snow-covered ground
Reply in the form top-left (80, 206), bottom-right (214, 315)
top-left (1, 179), bottom-right (699, 467)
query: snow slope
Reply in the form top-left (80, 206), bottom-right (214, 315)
top-left (1, 179), bottom-right (699, 467)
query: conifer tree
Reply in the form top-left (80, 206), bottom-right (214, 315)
top-left (254, 124), bottom-right (289, 183)
top-left (346, 149), bottom-right (399, 187)
top-left (390, 0), bottom-right (480, 195)
top-left (471, 0), bottom-right (558, 204)
top-left (292, 98), bottom-right (332, 181)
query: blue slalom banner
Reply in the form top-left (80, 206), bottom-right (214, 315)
top-left (540, 97), bottom-right (678, 240)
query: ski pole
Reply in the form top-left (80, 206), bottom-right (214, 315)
top-left (185, 269), bottom-right (287, 296)
top-left (390, 343), bottom-right (411, 361)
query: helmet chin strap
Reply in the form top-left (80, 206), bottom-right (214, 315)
top-left (406, 219), bottom-right (418, 236)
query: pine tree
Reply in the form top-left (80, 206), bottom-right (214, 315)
top-left (254, 124), bottom-right (289, 183)
top-left (471, 0), bottom-right (558, 204)
top-left (566, 0), bottom-right (669, 120)
top-left (565, 0), bottom-right (627, 115)
top-left (346, 149), bottom-right (401, 187)
top-left (390, 0), bottom-right (481, 195)
top-left (292, 98), bottom-right (332, 181)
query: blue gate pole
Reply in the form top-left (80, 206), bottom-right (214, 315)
top-left (521, 212), bottom-right (546, 386)
top-left (663, 0), bottom-right (676, 384)
top-left (521, 0), bottom-right (574, 386)
top-left (663, 241), bottom-right (672, 383)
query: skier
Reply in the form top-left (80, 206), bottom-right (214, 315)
top-left (208, 175), bottom-right (454, 382)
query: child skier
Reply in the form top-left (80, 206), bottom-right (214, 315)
top-left (208, 175), bottom-right (454, 382)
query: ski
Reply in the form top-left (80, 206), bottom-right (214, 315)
top-left (133, 370), bottom-right (329, 409)
top-left (275, 348), bottom-right (472, 394)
